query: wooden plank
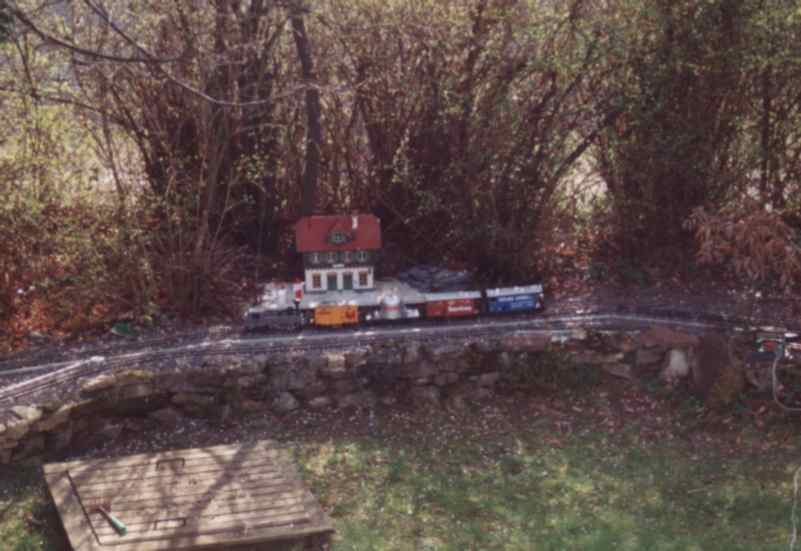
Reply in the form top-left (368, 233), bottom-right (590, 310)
top-left (94, 506), bottom-right (313, 544)
top-left (90, 496), bottom-right (312, 536)
top-left (44, 469), bottom-right (102, 551)
top-left (82, 482), bottom-right (306, 511)
top-left (70, 463), bottom-right (283, 491)
top-left (46, 440), bottom-right (334, 551)
top-left (87, 491), bottom-right (309, 528)
top-left (92, 522), bottom-right (333, 551)
top-left (67, 456), bottom-right (284, 484)
top-left (73, 470), bottom-right (288, 499)
top-left (52, 443), bottom-right (287, 476)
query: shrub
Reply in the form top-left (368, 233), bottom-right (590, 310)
top-left (686, 203), bottom-right (801, 291)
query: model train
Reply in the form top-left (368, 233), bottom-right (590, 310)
top-left (245, 213), bottom-right (544, 332)
top-left (244, 280), bottom-right (544, 332)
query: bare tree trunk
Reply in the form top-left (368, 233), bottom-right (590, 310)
top-left (290, 4), bottom-right (321, 216)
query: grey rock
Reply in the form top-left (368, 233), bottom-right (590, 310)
top-left (409, 386), bottom-right (441, 406)
top-left (4, 406), bottom-right (43, 440)
top-left (477, 372), bottom-right (500, 387)
top-left (34, 405), bottom-right (72, 432)
top-left (501, 335), bottom-right (549, 352)
top-left (404, 343), bottom-right (423, 364)
top-left (571, 352), bottom-right (625, 365)
top-left (149, 407), bottom-right (184, 428)
top-left (294, 380), bottom-right (328, 400)
top-left (400, 361), bottom-right (438, 379)
top-left (13, 435), bottom-right (45, 461)
top-left (661, 349), bottom-right (691, 382)
top-left (81, 369), bottom-right (153, 394)
top-left (96, 421), bottom-right (124, 443)
top-left (444, 394), bottom-right (468, 412)
top-left (601, 363), bottom-right (634, 380)
top-left (637, 326), bottom-right (699, 348)
top-left (332, 379), bottom-right (359, 395)
top-left (496, 351), bottom-right (513, 369)
top-left (636, 348), bottom-right (664, 366)
top-left (118, 383), bottom-right (156, 400)
top-left (472, 387), bottom-right (494, 401)
top-left (337, 392), bottom-right (376, 410)
top-left (345, 351), bottom-right (369, 369)
top-left (269, 364), bottom-right (318, 392)
top-left (427, 342), bottom-right (464, 358)
top-left (380, 395), bottom-right (398, 406)
top-left (320, 353), bottom-right (349, 378)
top-left (272, 392), bottom-right (299, 414)
top-left (221, 359), bottom-right (263, 377)
top-left (306, 354), bottom-right (328, 370)
top-left (238, 400), bottom-right (268, 413)
top-left (232, 374), bottom-right (268, 390)
top-left (434, 373), bottom-right (459, 387)
top-left (308, 396), bottom-right (333, 410)
top-left (45, 423), bottom-right (73, 452)
top-left (172, 393), bottom-right (216, 408)
top-left (11, 405), bottom-right (43, 424)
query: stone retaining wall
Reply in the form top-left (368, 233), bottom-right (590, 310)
top-left (0, 326), bottom-right (716, 465)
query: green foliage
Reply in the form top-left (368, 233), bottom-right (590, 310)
top-left (594, 0), bottom-right (752, 259)
top-left (290, 422), bottom-right (792, 550)
top-left (321, 0), bottom-right (619, 281)
top-left (2, 0), bottom-right (801, 334)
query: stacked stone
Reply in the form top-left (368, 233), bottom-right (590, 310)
top-left (0, 326), bottom-right (742, 466)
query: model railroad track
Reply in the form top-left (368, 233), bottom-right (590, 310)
top-left (0, 325), bottom-right (242, 372)
top-left (0, 309), bottom-right (795, 410)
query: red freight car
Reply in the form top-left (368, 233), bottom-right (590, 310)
top-left (424, 291), bottom-right (482, 318)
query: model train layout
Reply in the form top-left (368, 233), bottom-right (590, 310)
top-left (245, 214), bottom-right (544, 331)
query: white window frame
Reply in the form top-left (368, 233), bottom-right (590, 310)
top-left (311, 272), bottom-right (322, 290)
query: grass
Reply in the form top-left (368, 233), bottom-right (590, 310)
top-left (294, 428), bottom-right (794, 551)
top-left (0, 464), bottom-right (65, 551)
top-left (0, 400), bottom-right (797, 551)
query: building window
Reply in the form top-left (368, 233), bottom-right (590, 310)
top-left (327, 251), bottom-right (337, 263)
top-left (359, 271), bottom-right (368, 287)
top-left (310, 252), bottom-right (320, 265)
top-left (329, 231), bottom-right (351, 245)
top-left (357, 250), bottom-right (368, 262)
top-left (312, 274), bottom-right (321, 289)
top-left (343, 251), bottom-right (352, 263)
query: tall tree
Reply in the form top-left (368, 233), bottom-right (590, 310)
top-left (593, 0), bottom-right (751, 258)
top-left (289, 1), bottom-right (322, 216)
top-left (0, 1), bottom-right (11, 42)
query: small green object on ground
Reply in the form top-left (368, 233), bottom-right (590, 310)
top-left (110, 322), bottom-right (137, 338)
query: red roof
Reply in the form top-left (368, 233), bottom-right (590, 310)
top-left (295, 214), bottom-right (381, 253)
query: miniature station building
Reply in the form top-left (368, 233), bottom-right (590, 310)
top-left (294, 214), bottom-right (381, 293)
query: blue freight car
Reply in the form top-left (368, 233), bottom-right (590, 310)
top-left (485, 285), bottom-right (544, 314)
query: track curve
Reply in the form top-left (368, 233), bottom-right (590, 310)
top-left (1, 308), bottom-right (791, 411)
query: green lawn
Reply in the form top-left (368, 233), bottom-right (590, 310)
top-left (1, 404), bottom-right (797, 551)
top-left (296, 428), bottom-right (794, 551)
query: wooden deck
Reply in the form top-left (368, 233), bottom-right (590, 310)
top-left (44, 440), bottom-right (334, 551)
